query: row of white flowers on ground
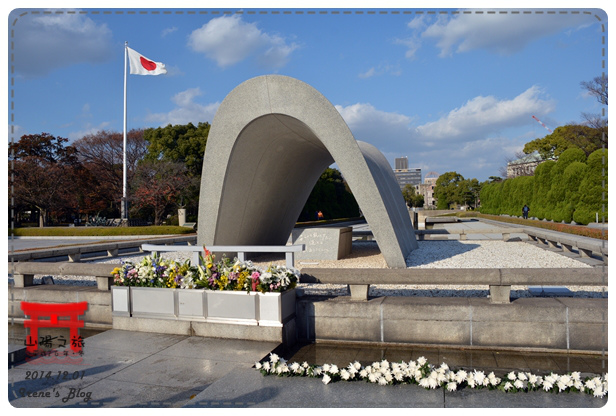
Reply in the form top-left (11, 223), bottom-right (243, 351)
top-left (255, 353), bottom-right (608, 398)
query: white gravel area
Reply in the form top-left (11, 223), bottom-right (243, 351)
top-left (12, 240), bottom-right (607, 299)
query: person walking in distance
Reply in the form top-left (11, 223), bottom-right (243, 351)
top-left (522, 204), bottom-right (530, 220)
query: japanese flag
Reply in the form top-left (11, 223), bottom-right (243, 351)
top-left (127, 47), bottom-right (167, 75)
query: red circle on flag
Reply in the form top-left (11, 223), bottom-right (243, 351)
top-left (140, 57), bottom-right (157, 71)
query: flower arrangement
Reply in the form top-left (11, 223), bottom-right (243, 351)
top-left (111, 252), bottom-right (198, 289)
top-left (112, 247), bottom-right (299, 294)
top-left (255, 354), bottom-right (608, 398)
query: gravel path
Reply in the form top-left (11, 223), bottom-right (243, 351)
top-left (11, 240), bottom-right (606, 299)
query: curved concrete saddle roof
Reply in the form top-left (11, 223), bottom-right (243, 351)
top-left (197, 75), bottom-right (417, 268)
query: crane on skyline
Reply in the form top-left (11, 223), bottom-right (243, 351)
top-left (531, 115), bottom-right (553, 134)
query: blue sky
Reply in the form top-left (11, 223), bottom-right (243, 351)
top-left (7, 3), bottom-right (609, 182)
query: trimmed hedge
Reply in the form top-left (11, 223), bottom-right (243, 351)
top-left (480, 149), bottom-right (607, 225)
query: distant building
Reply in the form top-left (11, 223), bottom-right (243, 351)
top-left (395, 157), bottom-right (409, 170)
top-left (506, 152), bottom-right (544, 178)
top-left (414, 171), bottom-right (438, 208)
top-left (393, 157), bottom-right (421, 189)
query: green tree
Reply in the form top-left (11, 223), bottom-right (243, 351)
top-left (434, 171), bottom-right (464, 209)
top-left (523, 125), bottom-right (604, 160)
top-left (143, 122), bottom-right (211, 222)
top-left (299, 168), bottom-right (360, 221)
top-left (144, 122), bottom-right (210, 177)
top-left (402, 184), bottom-right (424, 208)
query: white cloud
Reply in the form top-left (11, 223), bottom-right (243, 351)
top-left (161, 27), bottom-right (178, 38)
top-left (145, 87), bottom-right (220, 126)
top-left (13, 10), bottom-right (113, 77)
top-left (67, 122), bottom-right (112, 142)
top-left (399, 11), bottom-right (596, 59)
top-left (358, 63), bottom-right (401, 79)
top-left (416, 86), bottom-right (555, 141)
top-left (335, 86), bottom-right (556, 180)
top-left (188, 15), bottom-right (298, 68)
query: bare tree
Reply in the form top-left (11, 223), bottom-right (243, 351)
top-left (581, 75), bottom-right (608, 105)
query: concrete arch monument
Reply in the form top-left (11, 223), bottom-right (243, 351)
top-left (197, 75), bottom-right (417, 268)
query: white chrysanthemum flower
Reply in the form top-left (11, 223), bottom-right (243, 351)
top-left (593, 385), bottom-right (605, 398)
top-left (384, 372), bottom-right (393, 383)
top-left (518, 372), bottom-right (528, 381)
top-left (381, 360), bottom-right (390, 369)
top-left (429, 370), bottom-right (438, 380)
top-left (413, 370), bottom-right (423, 380)
top-left (368, 373), bottom-right (379, 383)
top-left (372, 362), bottom-right (381, 371)
top-left (543, 381), bottom-right (553, 392)
top-left (419, 378), bottom-right (430, 388)
top-left (269, 353), bottom-right (279, 363)
top-left (507, 371), bottom-right (516, 381)
top-left (428, 377), bottom-right (438, 389)
top-left (290, 362), bottom-right (300, 373)
top-left (359, 369), bottom-right (368, 378)
top-left (408, 361), bottom-right (417, 370)
top-left (322, 364), bottom-right (330, 373)
top-left (322, 374), bottom-right (331, 385)
top-left (440, 363), bottom-right (449, 371)
top-left (456, 370), bottom-right (468, 384)
top-left (514, 380), bottom-right (525, 389)
top-left (255, 362), bottom-right (262, 369)
top-left (353, 361), bottom-right (362, 370)
top-left (417, 357), bottom-right (427, 366)
top-left (378, 376), bottom-right (388, 386)
top-left (528, 374), bottom-right (538, 385)
top-left (313, 367), bottom-right (322, 376)
top-left (585, 378), bottom-right (597, 390)
top-left (474, 371), bottom-right (486, 385)
top-left (302, 361), bottom-right (309, 368)
top-left (263, 362), bottom-right (271, 371)
top-left (504, 382), bottom-right (513, 391)
top-left (394, 371), bottom-right (405, 382)
top-left (573, 380), bottom-right (583, 390)
top-left (365, 365), bottom-right (373, 374)
top-left (340, 369), bottom-right (351, 380)
top-left (330, 365), bottom-right (339, 374)
top-left (467, 374), bottom-right (476, 389)
top-left (557, 380), bottom-right (568, 392)
top-left (571, 372), bottom-right (581, 381)
top-left (447, 381), bottom-right (458, 391)
top-left (281, 364), bottom-right (290, 373)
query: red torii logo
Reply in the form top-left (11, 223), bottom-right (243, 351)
top-left (20, 302), bottom-right (88, 354)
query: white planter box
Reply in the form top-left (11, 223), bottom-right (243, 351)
top-left (111, 286), bottom-right (130, 317)
top-left (206, 291), bottom-right (258, 325)
top-left (130, 287), bottom-right (175, 318)
top-left (110, 287), bottom-right (295, 326)
top-left (258, 289), bottom-right (296, 327)
top-left (176, 289), bottom-right (206, 320)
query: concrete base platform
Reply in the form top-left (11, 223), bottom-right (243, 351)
top-left (112, 316), bottom-right (297, 345)
top-left (296, 296), bottom-right (608, 352)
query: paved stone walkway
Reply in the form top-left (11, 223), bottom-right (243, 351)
top-left (7, 330), bottom-right (608, 408)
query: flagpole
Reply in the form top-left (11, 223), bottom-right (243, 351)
top-left (122, 41), bottom-right (128, 222)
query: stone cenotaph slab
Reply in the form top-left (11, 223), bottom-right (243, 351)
top-left (291, 227), bottom-right (352, 261)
